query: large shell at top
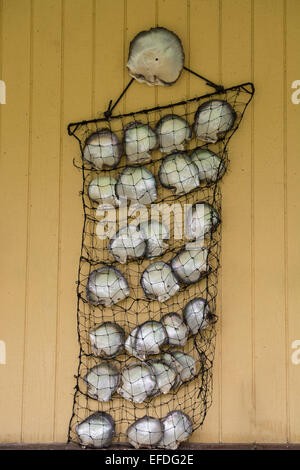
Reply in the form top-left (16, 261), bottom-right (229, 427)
top-left (127, 27), bottom-right (185, 87)
top-left (76, 412), bottom-right (115, 448)
top-left (194, 100), bottom-right (236, 143)
top-left (83, 129), bottom-right (122, 169)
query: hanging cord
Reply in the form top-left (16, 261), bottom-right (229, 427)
top-left (104, 77), bottom-right (135, 119)
top-left (103, 68), bottom-right (224, 120)
top-left (183, 66), bottom-right (224, 93)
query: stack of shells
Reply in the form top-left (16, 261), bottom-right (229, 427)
top-left (75, 99), bottom-right (236, 449)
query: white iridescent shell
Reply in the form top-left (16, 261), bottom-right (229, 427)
top-left (76, 412), bottom-right (115, 448)
top-left (125, 327), bottom-right (144, 359)
top-left (158, 411), bottom-right (193, 449)
top-left (194, 100), bottom-right (236, 143)
top-left (117, 362), bottom-right (156, 403)
top-left (141, 261), bottom-right (180, 303)
top-left (148, 359), bottom-right (177, 396)
top-left (86, 267), bottom-right (130, 307)
top-left (88, 176), bottom-right (119, 209)
top-left (190, 148), bottom-right (226, 183)
top-left (171, 248), bottom-right (210, 284)
top-left (116, 166), bottom-right (157, 205)
top-left (171, 351), bottom-right (198, 383)
top-left (127, 27), bottom-right (184, 87)
top-left (109, 225), bottom-right (146, 264)
top-left (89, 322), bottom-right (125, 358)
top-left (124, 121), bottom-right (157, 164)
top-left (161, 352), bottom-right (184, 388)
top-left (156, 115), bottom-right (191, 153)
top-left (161, 313), bottom-right (189, 347)
top-left (135, 321), bottom-right (167, 358)
top-left (127, 416), bottom-right (163, 449)
top-left (183, 298), bottom-right (212, 335)
top-left (139, 220), bottom-right (170, 259)
top-left (185, 203), bottom-right (220, 241)
top-left (84, 362), bottom-right (119, 402)
top-left (83, 129), bottom-right (122, 169)
top-left (159, 152), bottom-right (200, 195)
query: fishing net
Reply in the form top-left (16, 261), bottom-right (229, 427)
top-left (67, 79), bottom-right (254, 448)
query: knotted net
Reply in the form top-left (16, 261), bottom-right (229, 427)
top-left (67, 81), bottom-right (254, 448)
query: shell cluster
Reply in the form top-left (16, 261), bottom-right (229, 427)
top-left (140, 244), bottom-right (214, 302)
top-left (80, 44), bottom-right (231, 448)
top-left (127, 411), bottom-right (193, 449)
top-left (109, 220), bottom-right (169, 264)
top-left (127, 27), bottom-right (185, 87)
top-left (82, 101), bottom-right (235, 202)
top-left (76, 408), bottom-right (193, 449)
top-left (84, 303), bottom-right (215, 407)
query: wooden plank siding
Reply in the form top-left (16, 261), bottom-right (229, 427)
top-left (0, 0), bottom-right (299, 443)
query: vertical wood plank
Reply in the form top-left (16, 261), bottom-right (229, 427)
top-left (253, 0), bottom-right (287, 442)
top-left (0, 0), bottom-right (300, 445)
top-left (221, 0), bottom-right (254, 442)
top-left (53, 0), bottom-right (94, 441)
top-left (22, 0), bottom-right (62, 442)
top-left (94, 0), bottom-right (125, 116)
top-left (189, 0), bottom-right (221, 443)
top-left (157, 0), bottom-right (188, 106)
top-left (0, 0), bottom-right (31, 442)
top-left (125, 0), bottom-right (156, 111)
top-left (91, 0), bottom-right (125, 430)
top-left (286, 0), bottom-right (300, 443)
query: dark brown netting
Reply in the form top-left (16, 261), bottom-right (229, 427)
top-left (67, 81), bottom-right (254, 448)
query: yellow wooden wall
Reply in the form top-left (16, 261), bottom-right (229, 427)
top-left (0, 0), bottom-right (299, 443)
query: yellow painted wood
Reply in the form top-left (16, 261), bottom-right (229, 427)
top-left (286, 0), bottom-right (300, 444)
top-left (21, 0), bottom-right (62, 442)
top-left (189, 0), bottom-right (221, 443)
top-left (0, 0), bottom-right (299, 444)
top-left (94, 0), bottom-right (125, 116)
top-left (253, 0), bottom-right (287, 442)
top-left (0, 0), bottom-right (31, 443)
top-left (157, 0), bottom-right (188, 106)
top-left (221, 0), bottom-right (254, 442)
top-left (53, 0), bottom-right (94, 442)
